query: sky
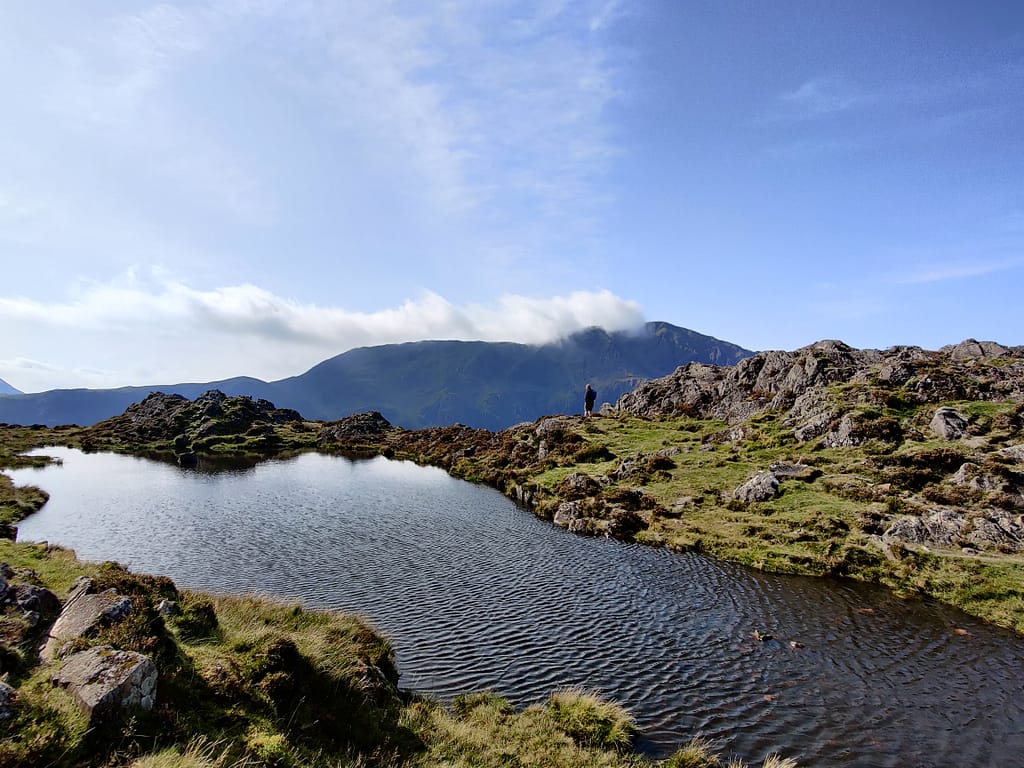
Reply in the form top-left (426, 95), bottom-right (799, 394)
top-left (1, 1), bottom-right (1022, 393)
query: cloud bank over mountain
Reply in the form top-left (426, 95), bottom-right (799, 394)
top-left (0, 272), bottom-right (645, 392)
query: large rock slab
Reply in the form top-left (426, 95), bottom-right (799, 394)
top-left (41, 585), bottom-right (133, 661)
top-left (50, 646), bottom-right (157, 722)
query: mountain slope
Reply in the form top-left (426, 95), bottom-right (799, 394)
top-left (0, 322), bottom-right (752, 429)
top-left (271, 322), bottom-right (752, 428)
top-left (0, 377), bottom-right (21, 395)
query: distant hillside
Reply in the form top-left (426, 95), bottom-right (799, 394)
top-left (0, 377), bottom-right (20, 395)
top-left (0, 322), bottom-right (753, 429)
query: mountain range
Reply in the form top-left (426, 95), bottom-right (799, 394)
top-left (0, 322), bottom-right (753, 430)
top-left (0, 377), bottom-right (20, 396)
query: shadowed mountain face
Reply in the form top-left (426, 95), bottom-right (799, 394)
top-left (0, 377), bottom-right (21, 396)
top-left (0, 322), bottom-right (752, 429)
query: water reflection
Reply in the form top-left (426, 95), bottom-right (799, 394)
top-left (11, 448), bottom-right (1024, 766)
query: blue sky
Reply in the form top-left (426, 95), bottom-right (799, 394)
top-left (1, 1), bottom-right (1021, 393)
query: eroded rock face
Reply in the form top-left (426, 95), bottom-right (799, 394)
top-left (50, 646), bottom-right (157, 722)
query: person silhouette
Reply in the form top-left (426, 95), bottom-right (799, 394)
top-left (584, 383), bottom-right (596, 418)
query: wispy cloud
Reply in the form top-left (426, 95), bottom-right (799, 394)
top-left (771, 76), bottom-right (871, 120)
top-left (889, 259), bottom-right (1023, 285)
top-left (41, 4), bottom-right (273, 223)
top-left (6, 1), bottom-right (625, 288)
top-left (297, 0), bottom-right (623, 221)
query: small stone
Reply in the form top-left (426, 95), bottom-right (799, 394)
top-left (156, 599), bottom-right (180, 617)
top-left (0, 681), bottom-right (15, 720)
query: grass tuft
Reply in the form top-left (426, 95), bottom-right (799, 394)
top-left (546, 687), bottom-right (637, 751)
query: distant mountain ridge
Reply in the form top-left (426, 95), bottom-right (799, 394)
top-left (0, 377), bottom-right (21, 395)
top-left (0, 322), bottom-right (753, 429)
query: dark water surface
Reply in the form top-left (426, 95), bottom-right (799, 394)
top-left (11, 448), bottom-right (1024, 767)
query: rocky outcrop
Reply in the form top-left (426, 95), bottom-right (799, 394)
top-left (552, 500), bottom-right (646, 538)
top-left (317, 411), bottom-right (394, 444)
top-left (1, 567), bottom-right (160, 728)
top-left (85, 390), bottom-right (304, 450)
top-left (884, 507), bottom-right (1024, 553)
top-left (0, 564), bottom-right (60, 636)
top-left (50, 645), bottom-right (157, 722)
top-left (615, 340), bottom-right (1024, 442)
top-left (999, 445), bottom-right (1024, 463)
top-left (950, 463), bottom-right (1008, 493)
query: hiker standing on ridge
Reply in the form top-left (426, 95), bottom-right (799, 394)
top-left (584, 383), bottom-right (597, 418)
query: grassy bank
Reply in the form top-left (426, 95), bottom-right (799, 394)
top-left (0, 539), bottom-right (796, 768)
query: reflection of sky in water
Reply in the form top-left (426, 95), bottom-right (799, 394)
top-left (12, 448), bottom-right (1024, 766)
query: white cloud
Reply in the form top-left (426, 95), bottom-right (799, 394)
top-left (0, 272), bottom-right (645, 392)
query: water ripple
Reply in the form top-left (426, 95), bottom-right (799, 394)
top-left (11, 448), bottom-right (1024, 767)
